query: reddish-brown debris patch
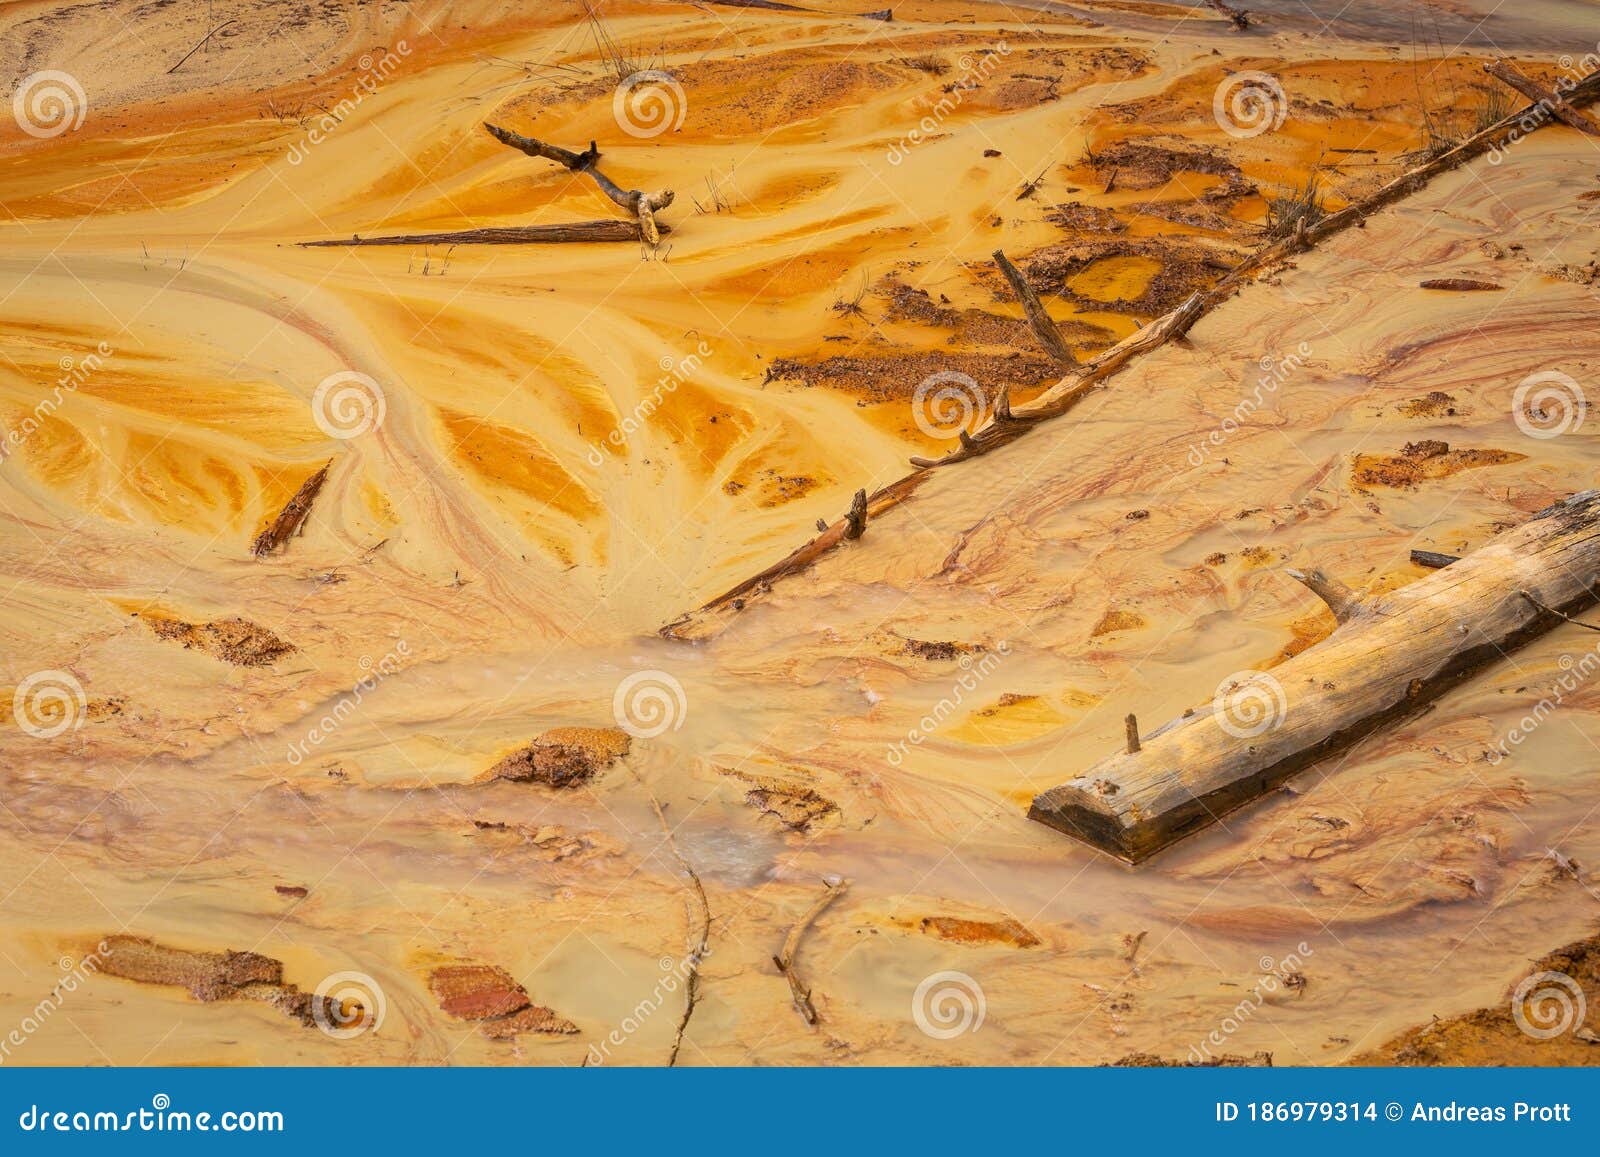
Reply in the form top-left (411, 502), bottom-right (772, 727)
top-left (1350, 441), bottom-right (1524, 489)
top-left (484, 726), bottom-right (631, 788)
top-left (96, 934), bottom-right (355, 1030)
top-left (142, 614), bottom-right (295, 667)
top-left (426, 962), bottom-right (577, 1039)
top-left (919, 914), bottom-right (1041, 948)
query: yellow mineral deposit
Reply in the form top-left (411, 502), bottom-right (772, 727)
top-left (1, 0), bottom-right (1598, 1067)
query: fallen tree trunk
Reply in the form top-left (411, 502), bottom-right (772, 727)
top-left (483, 123), bottom-right (675, 244)
top-left (300, 221), bottom-right (670, 247)
top-left (252, 462), bottom-right (330, 558)
top-left (1029, 491), bottom-right (1600, 863)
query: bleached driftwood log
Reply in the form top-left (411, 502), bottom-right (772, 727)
top-left (483, 124), bottom-right (675, 244)
top-left (1029, 491), bottom-right (1600, 863)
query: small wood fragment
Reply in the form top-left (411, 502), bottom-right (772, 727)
top-left (844, 488), bottom-right (868, 540)
top-left (252, 462), bottom-right (331, 558)
top-left (1410, 549), bottom-right (1460, 569)
top-left (1125, 713), bottom-right (1140, 754)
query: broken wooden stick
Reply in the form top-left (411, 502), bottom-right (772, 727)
top-left (1484, 59), bottom-right (1600, 137)
top-left (1207, 0), bottom-right (1250, 29)
top-left (1284, 567), bottom-right (1361, 623)
top-left (993, 249), bottom-right (1076, 367)
top-left (252, 462), bottom-right (331, 558)
top-left (773, 878), bottom-right (849, 1025)
top-left (483, 123), bottom-right (675, 244)
top-left (1124, 713), bottom-right (1140, 755)
top-left (1411, 549), bottom-right (1459, 569)
top-left (1030, 491), bottom-right (1600, 862)
top-left (300, 221), bottom-right (670, 247)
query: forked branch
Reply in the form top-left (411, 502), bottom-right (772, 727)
top-left (484, 122), bottom-right (676, 244)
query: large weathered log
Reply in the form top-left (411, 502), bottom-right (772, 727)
top-left (1484, 60), bottom-right (1600, 137)
top-left (1029, 491), bottom-right (1600, 863)
top-left (483, 123), bottom-right (675, 244)
top-left (300, 221), bottom-right (669, 247)
top-left (993, 249), bottom-right (1077, 367)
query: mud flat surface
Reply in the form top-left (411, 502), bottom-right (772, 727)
top-left (2, 0), bottom-right (1599, 1065)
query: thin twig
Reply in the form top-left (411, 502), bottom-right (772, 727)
top-left (773, 878), bottom-right (849, 1025)
top-left (634, 772), bottom-right (711, 1066)
top-left (168, 20), bottom-right (236, 74)
top-left (1520, 590), bottom-right (1600, 632)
